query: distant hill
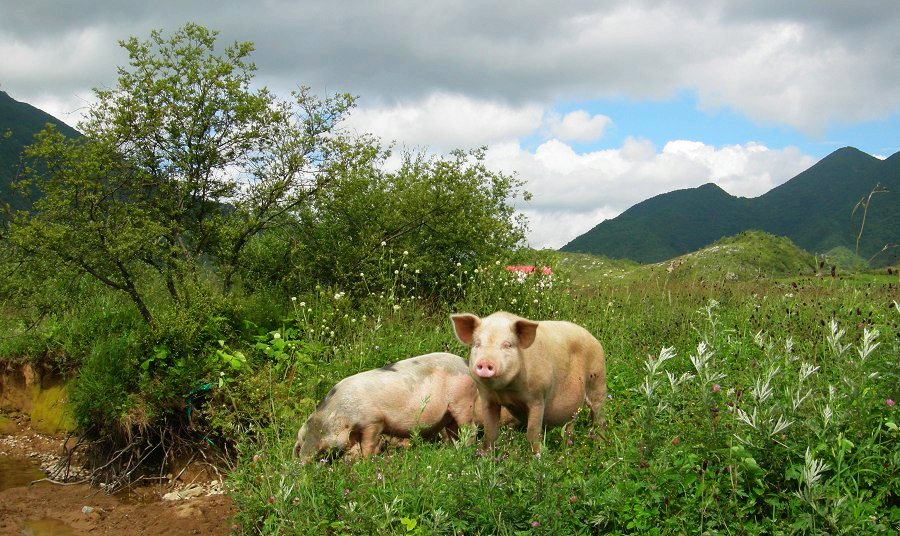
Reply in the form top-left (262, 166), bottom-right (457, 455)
top-left (651, 230), bottom-right (816, 283)
top-left (0, 90), bottom-right (81, 210)
top-left (559, 231), bottom-right (816, 287)
top-left (562, 147), bottom-right (900, 266)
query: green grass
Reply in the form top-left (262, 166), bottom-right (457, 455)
top-left (223, 261), bottom-right (899, 534)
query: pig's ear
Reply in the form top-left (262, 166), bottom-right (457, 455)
top-left (451, 314), bottom-right (480, 345)
top-left (514, 319), bottom-right (539, 349)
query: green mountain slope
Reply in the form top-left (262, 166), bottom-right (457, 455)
top-left (0, 90), bottom-right (81, 210)
top-left (562, 147), bottom-right (900, 266)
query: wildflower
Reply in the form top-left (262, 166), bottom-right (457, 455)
top-left (381, 241), bottom-right (386, 246)
top-left (291, 296), bottom-right (297, 302)
top-left (712, 384), bottom-right (721, 393)
top-left (376, 472), bottom-right (384, 482)
top-left (671, 436), bottom-right (680, 446)
top-left (415, 269), bottom-right (420, 274)
top-left (393, 304), bottom-right (401, 311)
top-left (888, 399), bottom-right (896, 407)
top-left (299, 301), bottom-right (306, 307)
top-left (456, 262), bottom-right (462, 267)
top-left (569, 495), bottom-right (577, 503)
top-left (403, 250), bottom-right (409, 255)
top-left (531, 521), bottom-right (541, 528)
top-left (268, 496), bottom-right (276, 504)
top-left (394, 270), bottom-right (399, 275)
top-left (252, 454), bottom-right (261, 463)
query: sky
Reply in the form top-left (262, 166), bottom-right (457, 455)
top-left (2, 1), bottom-right (899, 248)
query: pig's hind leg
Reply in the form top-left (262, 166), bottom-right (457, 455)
top-left (584, 373), bottom-right (608, 437)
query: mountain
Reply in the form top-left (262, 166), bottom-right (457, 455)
top-left (562, 147), bottom-right (900, 266)
top-left (0, 90), bottom-right (81, 210)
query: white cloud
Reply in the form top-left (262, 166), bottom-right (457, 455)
top-left (2, 1), bottom-right (898, 135)
top-left (486, 138), bottom-right (816, 249)
top-left (0, 26), bottom-right (121, 125)
top-left (546, 110), bottom-right (612, 142)
top-left (343, 93), bottom-right (543, 151)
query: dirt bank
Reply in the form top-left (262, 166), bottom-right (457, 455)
top-left (0, 414), bottom-right (236, 535)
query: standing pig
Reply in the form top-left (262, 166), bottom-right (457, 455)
top-left (451, 311), bottom-right (606, 455)
top-left (293, 352), bottom-right (477, 463)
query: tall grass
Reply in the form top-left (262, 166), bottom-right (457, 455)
top-left (223, 258), bottom-right (899, 534)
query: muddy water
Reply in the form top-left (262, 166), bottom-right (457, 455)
top-left (0, 454), bottom-right (44, 491)
top-left (21, 517), bottom-right (77, 535)
top-left (1, 455), bottom-right (79, 535)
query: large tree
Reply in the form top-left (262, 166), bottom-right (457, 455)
top-left (6, 24), bottom-right (354, 325)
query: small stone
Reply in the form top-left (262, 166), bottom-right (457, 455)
top-left (81, 506), bottom-right (94, 514)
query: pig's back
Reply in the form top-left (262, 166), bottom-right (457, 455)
top-left (534, 321), bottom-right (604, 368)
top-left (335, 352), bottom-right (468, 409)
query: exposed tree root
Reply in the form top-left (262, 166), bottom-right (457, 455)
top-left (43, 416), bottom-right (234, 495)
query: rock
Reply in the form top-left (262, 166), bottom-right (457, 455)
top-left (162, 485), bottom-right (204, 501)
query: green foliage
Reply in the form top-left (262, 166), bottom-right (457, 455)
top-left (5, 23), bottom-right (356, 325)
top-left (68, 331), bottom-right (141, 430)
top-left (240, 146), bottom-right (528, 302)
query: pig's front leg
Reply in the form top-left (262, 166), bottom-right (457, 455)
top-left (359, 423), bottom-right (383, 457)
top-left (525, 401), bottom-right (546, 456)
top-left (480, 397), bottom-right (502, 451)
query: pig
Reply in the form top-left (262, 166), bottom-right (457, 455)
top-left (451, 311), bottom-right (607, 455)
top-left (293, 352), bottom-right (478, 463)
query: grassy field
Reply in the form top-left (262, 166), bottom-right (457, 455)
top-left (222, 252), bottom-right (899, 535)
top-left (1, 229), bottom-right (896, 534)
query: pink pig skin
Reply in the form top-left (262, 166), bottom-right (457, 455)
top-left (451, 311), bottom-right (607, 455)
top-left (293, 352), bottom-right (478, 463)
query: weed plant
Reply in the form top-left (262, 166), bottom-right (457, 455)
top-left (225, 257), bottom-right (899, 534)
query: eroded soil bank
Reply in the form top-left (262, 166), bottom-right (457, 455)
top-left (0, 363), bottom-right (236, 535)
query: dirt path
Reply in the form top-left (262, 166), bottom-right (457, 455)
top-left (0, 414), bottom-right (236, 535)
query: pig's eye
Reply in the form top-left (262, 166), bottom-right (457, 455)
top-left (501, 341), bottom-right (512, 349)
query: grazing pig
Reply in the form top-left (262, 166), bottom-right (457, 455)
top-left (293, 352), bottom-right (477, 463)
top-left (451, 311), bottom-right (606, 455)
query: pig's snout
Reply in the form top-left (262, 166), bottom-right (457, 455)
top-left (474, 359), bottom-right (498, 378)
